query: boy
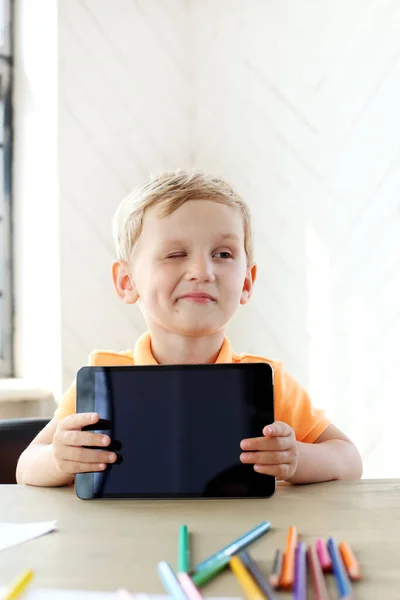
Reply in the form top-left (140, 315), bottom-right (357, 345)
top-left (16, 170), bottom-right (362, 487)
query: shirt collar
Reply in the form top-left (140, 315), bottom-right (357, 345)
top-left (133, 331), bottom-right (233, 365)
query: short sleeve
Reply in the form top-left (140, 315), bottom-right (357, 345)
top-left (54, 350), bottom-right (102, 420)
top-left (273, 362), bottom-right (330, 443)
top-left (53, 349), bottom-right (134, 420)
top-left (54, 380), bottom-right (76, 420)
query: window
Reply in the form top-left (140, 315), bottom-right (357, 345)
top-left (0, 0), bottom-right (13, 377)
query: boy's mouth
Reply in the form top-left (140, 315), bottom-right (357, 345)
top-left (178, 292), bottom-right (216, 304)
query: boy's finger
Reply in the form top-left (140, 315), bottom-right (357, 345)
top-left (63, 430), bottom-right (111, 448)
top-left (62, 460), bottom-right (108, 474)
top-left (59, 412), bottom-right (99, 431)
top-left (240, 451), bottom-right (292, 465)
top-left (263, 422), bottom-right (293, 438)
top-left (253, 463), bottom-right (293, 479)
top-left (240, 436), bottom-right (292, 452)
top-left (63, 446), bottom-right (117, 465)
top-left (240, 436), bottom-right (265, 450)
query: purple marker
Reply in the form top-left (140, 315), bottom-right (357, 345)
top-left (294, 542), bottom-right (307, 600)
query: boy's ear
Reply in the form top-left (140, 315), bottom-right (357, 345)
top-left (111, 260), bottom-right (139, 304)
top-left (240, 264), bottom-right (257, 306)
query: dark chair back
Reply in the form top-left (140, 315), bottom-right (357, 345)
top-left (0, 418), bottom-right (49, 483)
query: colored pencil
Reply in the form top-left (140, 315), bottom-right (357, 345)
top-left (194, 521), bottom-right (271, 572)
top-left (157, 561), bottom-right (189, 600)
top-left (316, 538), bottom-right (332, 572)
top-left (294, 542), bottom-right (307, 600)
top-left (230, 555), bottom-right (264, 600)
top-left (177, 572), bottom-right (204, 600)
top-left (178, 525), bottom-right (190, 573)
top-left (269, 549), bottom-right (283, 588)
top-left (307, 544), bottom-right (331, 600)
top-left (1, 570), bottom-right (34, 600)
top-left (339, 541), bottom-right (360, 581)
top-left (191, 556), bottom-right (231, 587)
top-left (239, 550), bottom-right (278, 600)
top-left (279, 526), bottom-right (298, 589)
top-left (327, 538), bottom-right (352, 599)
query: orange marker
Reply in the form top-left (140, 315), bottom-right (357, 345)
top-left (339, 541), bottom-right (361, 581)
top-left (279, 526), bottom-right (298, 589)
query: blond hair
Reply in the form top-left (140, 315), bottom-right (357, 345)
top-left (112, 170), bottom-right (254, 265)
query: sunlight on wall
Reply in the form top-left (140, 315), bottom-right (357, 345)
top-left (363, 355), bottom-right (400, 478)
top-left (13, 0), bottom-right (62, 397)
top-left (305, 222), bottom-right (334, 419)
top-left (305, 221), bottom-right (400, 477)
top-left (379, 360), bottom-right (399, 477)
top-left (344, 296), bottom-right (367, 458)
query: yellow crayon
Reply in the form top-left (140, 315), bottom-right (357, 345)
top-left (2, 569), bottom-right (34, 600)
top-left (230, 556), bottom-right (265, 600)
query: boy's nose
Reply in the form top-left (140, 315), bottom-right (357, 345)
top-left (186, 256), bottom-right (216, 282)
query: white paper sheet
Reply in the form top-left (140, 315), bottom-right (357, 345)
top-left (0, 520), bottom-right (57, 552)
top-left (0, 591), bottom-right (241, 600)
top-left (0, 591), bottom-right (112, 600)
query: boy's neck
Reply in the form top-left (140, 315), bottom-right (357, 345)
top-left (147, 327), bottom-right (226, 364)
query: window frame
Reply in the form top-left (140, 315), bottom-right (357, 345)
top-left (0, 0), bottom-right (13, 378)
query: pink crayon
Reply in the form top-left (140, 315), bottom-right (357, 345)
top-left (316, 538), bottom-right (332, 572)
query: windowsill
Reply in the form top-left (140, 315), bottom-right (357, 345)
top-left (0, 378), bottom-right (56, 418)
top-left (0, 378), bottom-right (54, 403)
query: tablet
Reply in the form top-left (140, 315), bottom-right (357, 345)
top-left (75, 363), bottom-right (274, 500)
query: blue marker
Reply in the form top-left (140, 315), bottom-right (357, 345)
top-left (194, 520), bottom-right (271, 572)
top-left (327, 538), bottom-right (353, 599)
top-left (157, 561), bottom-right (188, 600)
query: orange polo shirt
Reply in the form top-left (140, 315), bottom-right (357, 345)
top-left (54, 332), bottom-right (330, 443)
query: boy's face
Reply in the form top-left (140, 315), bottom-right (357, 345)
top-left (114, 200), bottom-right (256, 337)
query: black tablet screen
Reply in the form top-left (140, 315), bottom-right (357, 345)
top-left (76, 363), bottom-right (274, 499)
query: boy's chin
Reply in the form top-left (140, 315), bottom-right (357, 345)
top-left (170, 319), bottom-right (226, 338)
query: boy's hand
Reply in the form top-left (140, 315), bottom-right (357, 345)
top-left (53, 412), bottom-right (117, 475)
top-left (240, 422), bottom-right (298, 481)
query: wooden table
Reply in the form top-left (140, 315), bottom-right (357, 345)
top-left (0, 480), bottom-right (399, 598)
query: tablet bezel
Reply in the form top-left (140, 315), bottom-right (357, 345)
top-left (75, 363), bottom-right (275, 500)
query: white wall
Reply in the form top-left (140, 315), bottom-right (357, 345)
top-left (15, 0), bottom-right (400, 477)
top-left (190, 0), bottom-right (400, 478)
top-left (58, 0), bottom-right (191, 386)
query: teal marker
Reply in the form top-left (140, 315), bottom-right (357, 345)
top-left (191, 556), bottom-right (230, 587)
top-left (194, 520), bottom-right (271, 573)
top-left (178, 525), bottom-right (190, 573)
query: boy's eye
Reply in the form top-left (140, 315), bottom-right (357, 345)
top-left (214, 251), bottom-right (233, 259)
top-left (164, 251), bottom-right (233, 259)
top-left (166, 252), bottom-right (186, 259)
